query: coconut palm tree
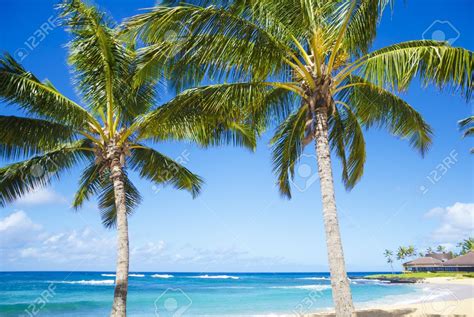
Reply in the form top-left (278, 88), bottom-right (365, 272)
top-left (0, 1), bottom-right (255, 316)
top-left (124, 0), bottom-right (473, 315)
top-left (457, 237), bottom-right (474, 255)
top-left (436, 245), bottom-right (447, 253)
top-left (458, 116), bottom-right (474, 153)
top-left (383, 249), bottom-right (394, 274)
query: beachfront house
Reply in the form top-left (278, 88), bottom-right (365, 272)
top-left (403, 251), bottom-right (474, 272)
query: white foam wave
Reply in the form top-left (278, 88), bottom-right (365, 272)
top-left (151, 274), bottom-right (174, 278)
top-left (58, 280), bottom-right (115, 285)
top-left (299, 277), bottom-right (329, 280)
top-left (101, 274), bottom-right (115, 277)
top-left (129, 274), bottom-right (145, 277)
top-left (271, 285), bottom-right (331, 291)
top-left (190, 275), bottom-right (239, 280)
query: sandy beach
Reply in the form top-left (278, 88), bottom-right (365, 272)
top-left (310, 278), bottom-right (474, 316)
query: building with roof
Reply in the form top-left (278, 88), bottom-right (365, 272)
top-left (403, 251), bottom-right (474, 272)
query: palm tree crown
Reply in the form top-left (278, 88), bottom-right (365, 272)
top-left (123, 1), bottom-right (472, 315)
top-left (0, 0), bottom-right (256, 315)
top-left (124, 0), bottom-right (471, 196)
top-left (0, 0), bottom-right (254, 221)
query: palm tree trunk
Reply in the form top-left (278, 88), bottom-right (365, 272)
top-left (313, 105), bottom-right (355, 317)
top-left (110, 153), bottom-right (129, 317)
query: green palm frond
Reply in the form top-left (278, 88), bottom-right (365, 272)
top-left (0, 115), bottom-right (76, 159)
top-left (459, 115), bottom-right (474, 137)
top-left (128, 145), bottom-right (203, 198)
top-left (136, 83), bottom-right (269, 149)
top-left (124, 4), bottom-right (291, 82)
top-left (270, 106), bottom-right (308, 198)
top-left (72, 162), bottom-right (104, 210)
top-left (0, 140), bottom-right (93, 207)
top-left (330, 103), bottom-right (366, 189)
top-left (59, 0), bottom-right (128, 121)
top-left (97, 171), bottom-right (142, 228)
top-left (342, 76), bottom-right (433, 155)
top-left (336, 0), bottom-right (393, 56)
top-left (0, 53), bottom-right (96, 129)
top-left (354, 40), bottom-right (473, 99)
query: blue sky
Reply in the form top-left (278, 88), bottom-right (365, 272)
top-left (0, 0), bottom-right (473, 272)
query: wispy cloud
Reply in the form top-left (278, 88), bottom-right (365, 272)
top-left (0, 211), bottom-right (286, 271)
top-left (425, 202), bottom-right (474, 243)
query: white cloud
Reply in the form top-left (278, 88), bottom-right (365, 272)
top-left (0, 210), bottom-right (41, 232)
top-left (16, 188), bottom-right (67, 206)
top-left (0, 211), bottom-right (287, 271)
top-left (425, 202), bottom-right (474, 243)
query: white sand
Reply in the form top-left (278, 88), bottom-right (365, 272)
top-left (310, 277), bottom-right (474, 316)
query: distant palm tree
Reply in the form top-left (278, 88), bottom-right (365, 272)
top-left (383, 249), bottom-right (394, 274)
top-left (125, 0), bottom-right (473, 315)
top-left (0, 1), bottom-right (254, 316)
top-left (436, 245), bottom-right (447, 253)
top-left (397, 246), bottom-right (408, 261)
top-left (457, 237), bottom-right (474, 255)
top-left (458, 116), bottom-right (474, 153)
top-left (406, 245), bottom-right (417, 258)
top-left (426, 247), bottom-right (434, 255)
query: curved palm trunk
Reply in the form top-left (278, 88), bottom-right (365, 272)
top-left (313, 105), bottom-right (355, 317)
top-left (110, 154), bottom-right (129, 317)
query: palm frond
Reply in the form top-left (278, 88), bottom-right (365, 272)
top-left (72, 162), bottom-right (104, 210)
top-left (355, 40), bottom-right (473, 100)
top-left (341, 75), bottom-right (433, 155)
top-left (459, 115), bottom-right (474, 138)
top-left (0, 53), bottom-right (96, 129)
top-left (270, 106), bottom-right (308, 198)
top-left (59, 0), bottom-right (128, 120)
top-left (0, 140), bottom-right (93, 207)
top-left (330, 103), bottom-right (366, 189)
top-left (128, 145), bottom-right (203, 198)
top-left (124, 5), bottom-right (291, 82)
top-left (97, 171), bottom-right (142, 228)
top-left (136, 82), bottom-right (272, 149)
top-left (335, 0), bottom-right (393, 57)
top-left (0, 115), bottom-right (76, 160)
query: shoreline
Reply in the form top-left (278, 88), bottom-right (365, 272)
top-left (309, 277), bottom-right (474, 316)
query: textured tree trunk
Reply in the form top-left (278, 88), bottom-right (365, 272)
top-left (110, 153), bottom-right (129, 317)
top-left (313, 105), bottom-right (355, 317)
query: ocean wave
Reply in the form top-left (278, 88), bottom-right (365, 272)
top-left (190, 275), bottom-right (239, 280)
top-left (101, 274), bottom-right (115, 277)
top-left (151, 274), bottom-right (174, 279)
top-left (349, 278), bottom-right (390, 285)
top-left (298, 277), bottom-right (329, 280)
top-left (270, 285), bottom-right (331, 291)
top-left (57, 280), bottom-right (115, 285)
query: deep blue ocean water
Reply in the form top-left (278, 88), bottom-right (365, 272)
top-left (0, 272), bottom-right (423, 316)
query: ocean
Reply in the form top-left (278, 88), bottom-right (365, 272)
top-left (0, 272), bottom-right (425, 316)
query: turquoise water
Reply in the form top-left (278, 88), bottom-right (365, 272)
top-left (0, 272), bottom-right (421, 316)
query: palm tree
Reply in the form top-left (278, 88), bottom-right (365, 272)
top-left (406, 245), bottom-right (417, 258)
top-left (383, 249), bottom-right (394, 274)
top-left (396, 246), bottom-right (408, 261)
top-left (124, 1), bottom-right (473, 315)
top-left (426, 247), bottom-right (434, 255)
top-left (0, 1), bottom-right (255, 316)
top-left (457, 237), bottom-right (474, 255)
top-left (458, 116), bottom-right (474, 153)
top-left (436, 245), bottom-right (447, 253)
